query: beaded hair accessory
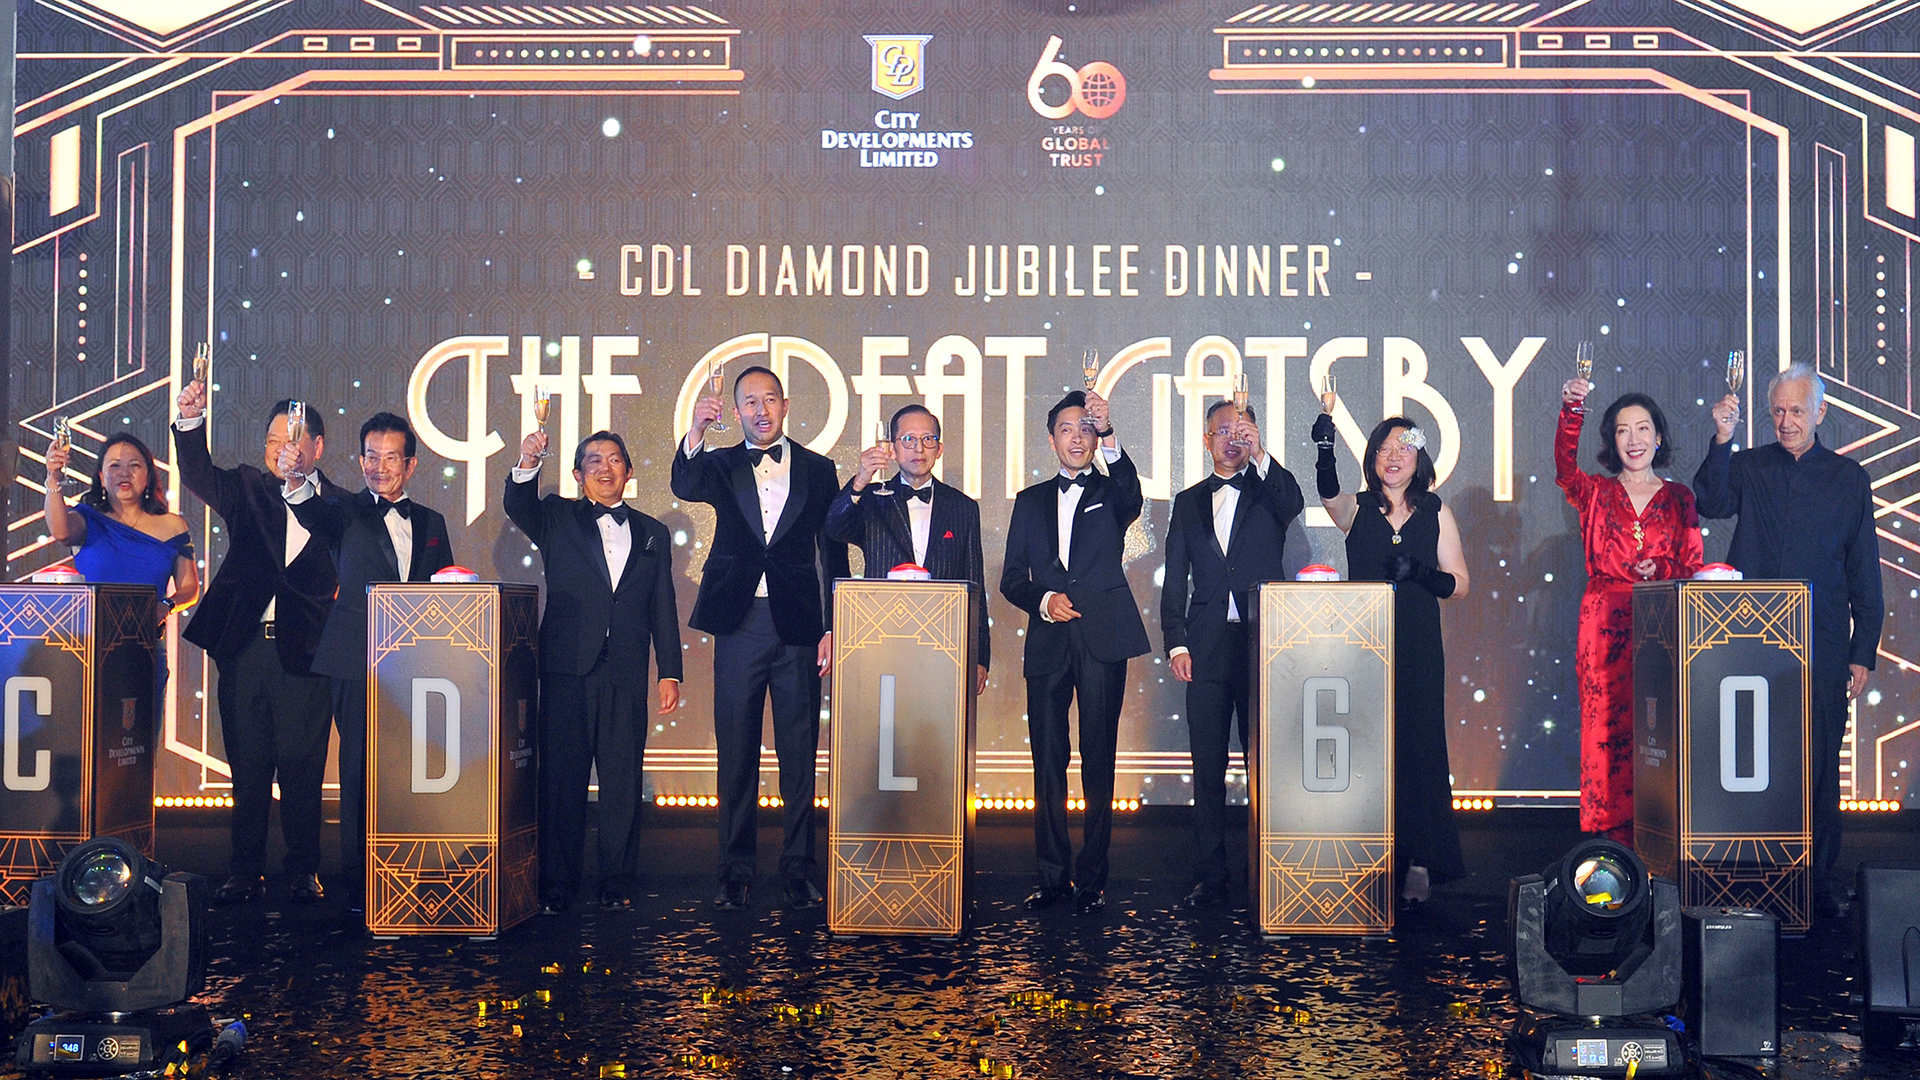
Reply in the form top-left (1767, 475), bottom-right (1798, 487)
top-left (1397, 427), bottom-right (1428, 451)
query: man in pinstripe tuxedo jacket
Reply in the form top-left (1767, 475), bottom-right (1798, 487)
top-left (824, 404), bottom-right (990, 696)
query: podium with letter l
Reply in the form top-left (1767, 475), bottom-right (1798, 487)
top-left (1250, 581), bottom-right (1394, 936)
top-left (828, 579), bottom-right (976, 936)
top-left (367, 582), bottom-right (538, 936)
top-left (0, 583), bottom-right (156, 904)
top-left (1632, 580), bottom-right (1810, 932)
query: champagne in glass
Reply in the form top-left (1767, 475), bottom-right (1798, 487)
top-left (869, 421), bottom-right (895, 496)
top-left (1082, 348), bottom-right (1101, 391)
top-left (707, 358), bottom-right (728, 433)
top-left (51, 416), bottom-right (75, 492)
top-left (1231, 372), bottom-right (1251, 448)
top-left (191, 342), bottom-right (210, 386)
top-left (285, 400), bottom-right (308, 481)
top-left (1572, 340), bottom-right (1594, 414)
top-left (1725, 349), bottom-right (1745, 427)
top-left (1320, 373), bottom-right (1338, 415)
top-left (533, 386), bottom-right (553, 461)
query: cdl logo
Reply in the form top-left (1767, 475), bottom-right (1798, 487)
top-left (1027, 35), bottom-right (1126, 120)
top-left (411, 678), bottom-right (462, 795)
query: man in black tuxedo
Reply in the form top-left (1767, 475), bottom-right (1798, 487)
top-left (506, 429), bottom-right (683, 913)
top-left (673, 366), bottom-right (849, 911)
top-left (173, 379), bottom-right (345, 905)
top-left (280, 412), bottom-right (455, 911)
top-left (1000, 390), bottom-right (1149, 914)
top-left (824, 404), bottom-right (990, 695)
top-left (1162, 402), bottom-right (1304, 908)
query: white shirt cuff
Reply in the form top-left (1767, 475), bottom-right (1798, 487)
top-left (1099, 444), bottom-right (1121, 463)
top-left (682, 435), bottom-right (704, 456)
top-left (282, 478), bottom-right (317, 504)
top-left (175, 414), bottom-right (206, 432)
top-left (1169, 646), bottom-right (1190, 659)
top-left (510, 464), bottom-right (540, 483)
top-left (1039, 591), bottom-right (1059, 622)
top-left (1251, 453), bottom-right (1270, 478)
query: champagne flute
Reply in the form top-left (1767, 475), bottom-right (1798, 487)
top-left (1231, 372), bottom-right (1251, 448)
top-left (191, 341), bottom-right (210, 386)
top-left (533, 386), bottom-right (553, 461)
top-left (1725, 349), bottom-right (1745, 428)
top-left (1320, 373), bottom-right (1338, 415)
top-left (707, 358), bottom-right (728, 434)
top-left (51, 416), bottom-right (76, 493)
top-left (1082, 348), bottom-right (1101, 392)
top-left (869, 421), bottom-right (895, 496)
top-left (1572, 341), bottom-right (1594, 414)
top-left (285, 400), bottom-right (308, 481)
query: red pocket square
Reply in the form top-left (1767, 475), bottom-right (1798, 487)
top-left (426, 537), bottom-right (440, 547)
top-left (943, 530), bottom-right (954, 539)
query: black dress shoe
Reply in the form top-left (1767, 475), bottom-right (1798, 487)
top-left (211, 875), bottom-right (266, 906)
top-left (1023, 885), bottom-right (1071, 911)
top-left (598, 887), bottom-right (632, 912)
top-left (785, 878), bottom-right (825, 909)
top-left (1815, 892), bottom-right (1850, 920)
top-left (713, 881), bottom-right (750, 910)
top-left (1182, 880), bottom-right (1228, 910)
top-left (539, 894), bottom-right (570, 917)
top-left (288, 873), bottom-right (325, 903)
top-left (1073, 888), bottom-right (1106, 914)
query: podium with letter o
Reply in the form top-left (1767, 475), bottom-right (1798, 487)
top-left (828, 579), bottom-right (976, 936)
top-left (1633, 580), bottom-right (1811, 931)
top-left (366, 582), bottom-right (538, 936)
top-left (0, 583), bottom-right (156, 904)
top-left (1249, 581), bottom-right (1394, 936)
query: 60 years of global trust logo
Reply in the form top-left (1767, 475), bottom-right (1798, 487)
top-left (1027, 35), bottom-right (1125, 168)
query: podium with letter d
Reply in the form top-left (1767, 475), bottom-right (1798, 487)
top-left (1633, 580), bottom-right (1811, 931)
top-left (1250, 581), bottom-right (1394, 936)
top-left (828, 579), bottom-right (976, 936)
top-left (367, 582), bottom-right (538, 936)
top-left (0, 584), bottom-right (156, 904)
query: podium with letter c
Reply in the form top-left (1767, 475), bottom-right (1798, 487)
top-left (828, 579), bottom-right (976, 936)
top-left (0, 584), bottom-right (156, 904)
top-left (1632, 580), bottom-right (1811, 931)
top-left (366, 582), bottom-right (539, 936)
top-left (1249, 581), bottom-right (1394, 936)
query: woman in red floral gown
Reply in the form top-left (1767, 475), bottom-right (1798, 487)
top-left (1557, 378), bottom-right (1704, 841)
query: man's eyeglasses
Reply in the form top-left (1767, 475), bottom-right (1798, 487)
top-left (360, 452), bottom-right (412, 468)
top-left (894, 434), bottom-right (941, 449)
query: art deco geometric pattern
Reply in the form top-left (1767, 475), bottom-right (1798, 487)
top-left (1260, 836), bottom-right (1393, 934)
top-left (0, 836), bottom-right (81, 906)
top-left (839, 588), bottom-right (965, 666)
top-left (1684, 836), bottom-right (1811, 933)
top-left (1681, 586), bottom-right (1811, 667)
top-left (831, 838), bottom-right (963, 936)
top-left (1261, 588), bottom-right (1391, 666)
top-left (0, 589), bottom-right (92, 660)
top-left (369, 838), bottom-right (497, 935)
top-left (371, 587), bottom-right (500, 669)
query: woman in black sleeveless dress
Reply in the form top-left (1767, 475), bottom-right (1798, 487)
top-left (1311, 413), bottom-right (1470, 907)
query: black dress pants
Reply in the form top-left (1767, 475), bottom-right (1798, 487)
top-left (1184, 622), bottom-right (1251, 886)
top-left (1026, 628), bottom-right (1128, 893)
top-left (330, 676), bottom-right (369, 889)
top-left (539, 656), bottom-right (649, 898)
top-left (712, 599), bottom-right (821, 884)
top-left (1809, 677), bottom-right (1852, 902)
top-left (215, 625), bottom-right (332, 878)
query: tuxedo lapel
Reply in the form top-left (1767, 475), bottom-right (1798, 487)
top-left (766, 444), bottom-right (809, 549)
top-left (363, 493), bottom-right (403, 580)
top-left (407, 510), bottom-right (433, 581)
top-left (574, 500), bottom-right (615, 593)
top-left (883, 485), bottom-right (915, 557)
top-left (1224, 477), bottom-right (1258, 557)
top-left (727, 446), bottom-right (763, 548)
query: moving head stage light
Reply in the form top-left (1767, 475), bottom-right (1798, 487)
top-left (1507, 839), bottom-right (1687, 1078)
top-left (14, 838), bottom-right (212, 1076)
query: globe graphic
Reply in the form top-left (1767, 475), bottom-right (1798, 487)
top-left (1080, 71), bottom-right (1120, 111)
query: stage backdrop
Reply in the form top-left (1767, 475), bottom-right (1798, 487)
top-left (8, 0), bottom-right (1919, 810)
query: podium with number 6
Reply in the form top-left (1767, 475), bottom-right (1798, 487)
top-left (1633, 579), bottom-right (1811, 931)
top-left (1250, 581), bottom-right (1395, 936)
top-left (828, 580), bottom-right (977, 936)
top-left (367, 582), bottom-right (539, 937)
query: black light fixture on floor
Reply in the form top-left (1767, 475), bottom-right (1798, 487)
top-left (13, 837), bottom-right (213, 1075)
top-left (1507, 838), bottom-right (1688, 1077)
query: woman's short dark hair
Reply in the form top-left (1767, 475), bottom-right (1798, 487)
top-left (1593, 393), bottom-right (1672, 474)
top-left (1360, 417), bottom-right (1436, 499)
top-left (84, 433), bottom-right (172, 516)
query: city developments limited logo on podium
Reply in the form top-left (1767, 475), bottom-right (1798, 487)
top-left (866, 35), bottom-right (931, 100)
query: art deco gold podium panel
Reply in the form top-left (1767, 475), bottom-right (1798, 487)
top-left (1250, 582), bottom-right (1394, 936)
top-left (1633, 580), bottom-right (1810, 932)
top-left (0, 584), bottom-right (157, 904)
top-left (829, 580), bottom-right (976, 936)
top-left (367, 583), bottom-right (539, 937)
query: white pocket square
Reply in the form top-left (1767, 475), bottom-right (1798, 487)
top-left (1081, 503), bottom-right (1103, 513)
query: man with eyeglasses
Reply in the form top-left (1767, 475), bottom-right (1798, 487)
top-left (825, 404), bottom-right (991, 696)
top-left (278, 412), bottom-right (455, 913)
top-left (1000, 390), bottom-right (1149, 915)
top-left (1161, 400), bottom-right (1304, 909)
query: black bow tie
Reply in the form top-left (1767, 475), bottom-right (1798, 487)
top-left (1204, 472), bottom-right (1249, 494)
top-left (589, 502), bottom-right (630, 526)
top-left (903, 484), bottom-right (932, 504)
top-left (747, 444), bottom-right (784, 467)
top-left (1056, 472), bottom-right (1091, 494)
top-left (377, 497), bottom-right (412, 519)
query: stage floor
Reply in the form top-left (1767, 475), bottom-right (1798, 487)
top-left (8, 807), bottom-right (1917, 1079)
